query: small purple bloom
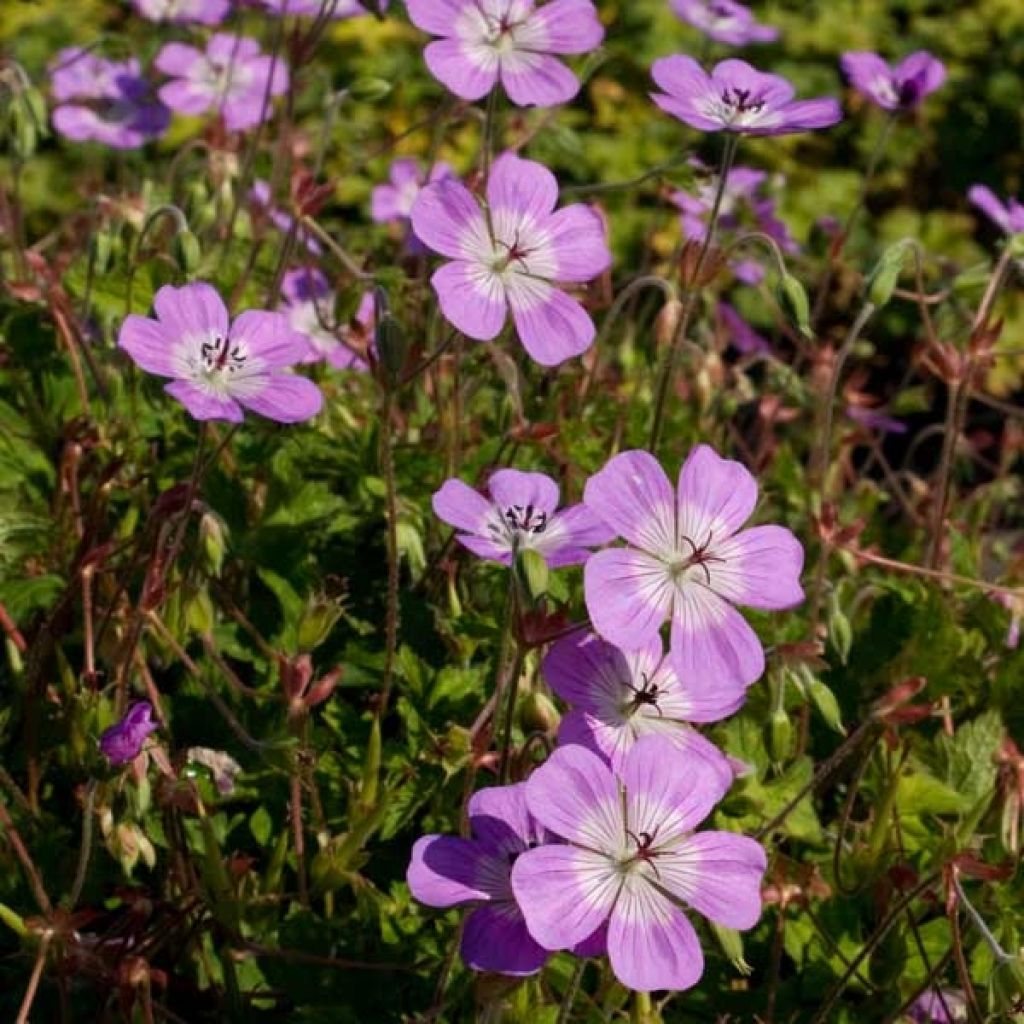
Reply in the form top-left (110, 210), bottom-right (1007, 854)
top-left (846, 405), bottom-right (907, 435)
top-left (543, 631), bottom-right (741, 783)
top-left (100, 703), bottom-right (158, 765)
top-left (652, 56), bottom-right (842, 136)
top-left (433, 468), bottom-right (613, 567)
top-left (133, 0), bottom-right (229, 24)
top-left (257, 0), bottom-right (387, 14)
top-left (411, 151), bottom-right (611, 366)
top-left (372, 158), bottom-right (456, 252)
top-left (582, 445), bottom-right (805, 689)
top-left (907, 989), bottom-right (968, 1024)
top-left (718, 302), bottom-right (771, 355)
top-left (49, 48), bottom-right (169, 149)
top-left (670, 0), bottom-right (778, 46)
top-left (511, 737), bottom-right (766, 992)
top-left (993, 592), bottom-right (1022, 650)
top-left (406, 782), bottom-right (552, 975)
top-left (280, 268), bottom-right (370, 370)
top-left (155, 34), bottom-right (289, 133)
top-left (840, 51), bottom-right (946, 112)
top-left (249, 180), bottom-right (323, 257)
top-left (406, 0), bottom-right (604, 107)
top-left (968, 185), bottom-right (1024, 235)
top-left (118, 281), bottom-right (323, 424)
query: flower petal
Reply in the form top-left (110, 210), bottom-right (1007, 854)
top-left (153, 282), bottom-right (229, 341)
top-left (230, 310), bottom-right (308, 368)
top-left (651, 55), bottom-right (712, 104)
top-left (544, 205), bottom-right (611, 282)
top-left (584, 549), bottom-right (674, 651)
top-left (432, 478), bottom-right (492, 533)
top-left (154, 42), bottom-right (205, 77)
top-left (707, 524), bottom-right (805, 610)
top-left (487, 469), bottom-right (560, 516)
top-left (425, 38), bottom-right (499, 102)
top-left (431, 261), bottom-right (507, 340)
top-left (500, 51), bottom-right (580, 107)
top-left (462, 903), bottom-right (550, 975)
top-left (543, 631), bottom-right (661, 711)
top-left (118, 315), bottom-right (182, 377)
top-left (968, 185), bottom-right (1011, 233)
top-left (486, 152), bottom-right (559, 224)
top-left (676, 444), bottom-right (757, 547)
top-left (405, 0), bottom-right (468, 35)
top-left (411, 178), bottom-right (491, 261)
top-left (519, 0), bottom-right (604, 54)
top-left (165, 380), bottom-right (243, 422)
top-left (506, 276), bottom-right (595, 366)
top-left (407, 834), bottom-right (492, 907)
top-left (235, 374), bottom-right (323, 423)
top-left (468, 782), bottom-right (538, 857)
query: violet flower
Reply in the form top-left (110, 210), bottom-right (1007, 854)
top-left (670, 0), bottom-right (778, 46)
top-left (543, 631), bottom-right (741, 783)
top-left (155, 34), bottom-right (289, 132)
top-left (433, 468), bottom-right (613, 567)
top-left (968, 186), bottom-right (1024, 236)
top-left (511, 737), bottom-right (766, 992)
top-left (133, 0), bottom-right (229, 24)
top-left (718, 302), bottom-right (770, 355)
top-left (372, 158), bottom-right (456, 252)
top-left (249, 180), bottom-right (323, 257)
top-left (49, 48), bottom-right (169, 149)
top-left (405, 783), bottom-right (554, 975)
top-left (118, 282), bottom-right (323, 423)
top-left (906, 989), bottom-right (968, 1024)
top-left (845, 405), bottom-right (907, 435)
top-left (406, 0), bottom-right (604, 107)
top-left (411, 151), bottom-right (611, 366)
top-left (582, 445), bottom-right (805, 689)
top-left (258, 0), bottom-right (388, 15)
top-left (652, 56), bottom-right (842, 136)
top-left (280, 268), bottom-right (370, 370)
top-left (840, 51), bottom-right (946, 112)
top-left (100, 703), bottom-right (158, 765)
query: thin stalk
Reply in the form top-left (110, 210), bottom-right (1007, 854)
top-left (481, 87), bottom-right (499, 177)
top-left (631, 991), bottom-right (654, 1024)
top-left (497, 643), bottom-right (527, 784)
top-left (15, 930), bottom-right (51, 1024)
top-left (377, 392), bottom-right (401, 720)
top-left (556, 960), bottom-right (586, 1024)
top-left (648, 133), bottom-right (739, 453)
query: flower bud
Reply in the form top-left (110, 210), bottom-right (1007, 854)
top-left (198, 511), bottom-right (229, 578)
top-left (518, 691), bottom-right (560, 734)
top-left (349, 77), bottom-right (392, 102)
top-left (655, 298), bottom-right (684, 347)
top-left (777, 273), bottom-right (812, 338)
top-left (375, 312), bottom-right (407, 386)
top-left (867, 239), bottom-right (913, 308)
top-left (765, 708), bottom-right (793, 763)
top-left (297, 594), bottom-right (343, 652)
top-left (173, 229), bottom-right (202, 279)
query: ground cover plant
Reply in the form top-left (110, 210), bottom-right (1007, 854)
top-left (1, 0), bottom-right (1023, 1020)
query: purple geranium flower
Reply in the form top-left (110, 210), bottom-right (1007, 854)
top-left (582, 445), bottom-right (805, 689)
top-left (100, 703), bottom-right (159, 765)
top-left (718, 303), bottom-right (770, 355)
top-left (406, 782), bottom-right (553, 975)
top-left (670, 0), bottom-right (778, 46)
top-left (433, 468), bottom-right (613, 567)
top-left (372, 158), bottom-right (456, 252)
top-left (652, 56), bottom-right (842, 136)
top-left (406, 0), bottom-right (603, 107)
top-left (118, 281), bottom-right (323, 423)
top-left (280, 268), bottom-right (370, 370)
top-left (133, 0), bottom-right (229, 23)
top-left (511, 737), bottom-right (766, 992)
top-left (249, 180), bottom-right (323, 257)
top-left (968, 186), bottom-right (1024, 235)
top-left (411, 151), bottom-right (611, 365)
top-left (49, 48), bottom-right (169, 149)
top-left (155, 34), bottom-right (289, 132)
top-left (907, 990), bottom-right (968, 1024)
top-left (258, 0), bottom-right (387, 15)
top-left (543, 631), bottom-right (741, 782)
top-left (840, 51), bottom-right (946, 112)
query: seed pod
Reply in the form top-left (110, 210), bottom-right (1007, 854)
top-left (765, 708), bottom-right (793, 763)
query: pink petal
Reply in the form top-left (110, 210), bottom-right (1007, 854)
top-left (486, 152), bottom-right (559, 224)
top-left (432, 478), bottom-right (491, 533)
top-left (506, 276), bottom-right (595, 366)
top-left (520, 0), bottom-right (604, 54)
top-left (462, 903), bottom-right (549, 975)
top-left (651, 91), bottom-right (725, 133)
top-left (206, 33), bottom-right (262, 64)
top-left (154, 42), bottom-right (205, 77)
top-left (500, 51), bottom-right (579, 107)
top-left (544, 205), bottom-right (611, 282)
top-left (165, 380), bottom-right (243, 422)
top-left (511, 846), bottom-right (620, 950)
top-left (676, 444), bottom-right (758, 546)
top-left (236, 374), bottom-right (322, 423)
top-left (651, 54), bottom-right (711, 103)
top-left (457, 535), bottom-right (512, 562)
top-left (545, 504), bottom-right (616, 550)
top-left (543, 631), bottom-right (661, 711)
top-left (405, 0), bottom-right (468, 35)
top-left (407, 834), bottom-right (491, 907)
top-left (153, 282), bottom-right (229, 340)
top-left (487, 469), bottom-right (559, 515)
top-left (584, 450), bottom-right (677, 555)
top-left (968, 185), bottom-right (1011, 233)
top-left (424, 38), bottom-right (499, 102)
top-left (411, 179), bottom-right (490, 261)
top-left (371, 184), bottom-right (401, 222)
top-left (607, 882), bottom-right (704, 992)
top-left (431, 261), bottom-right (507, 341)
top-left (708, 525), bottom-right (805, 610)
top-left (468, 782), bottom-right (537, 855)
top-left (230, 311), bottom-right (307, 368)
top-left (584, 548), bottom-right (674, 651)
top-left (118, 315), bottom-right (180, 377)
top-left (658, 831), bottom-right (767, 930)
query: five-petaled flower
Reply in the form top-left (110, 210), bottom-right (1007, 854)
top-left (652, 56), bottom-right (842, 136)
top-left (258, 0), bottom-right (388, 16)
top-left (433, 468), bottom-right (613, 567)
top-left (133, 0), bottom-right (229, 23)
top-left (100, 703), bottom-right (159, 765)
top-left (406, 0), bottom-right (604, 107)
top-left (543, 631), bottom-right (741, 782)
top-left (968, 186), bottom-right (1024, 236)
top-left (49, 47), bottom-right (170, 149)
top-left (511, 737), bottom-right (766, 992)
top-left (670, 0), bottom-right (778, 47)
top-left (280, 268), bottom-right (370, 371)
top-left (372, 158), bottom-right (456, 253)
top-left (411, 151), bottom-right (611, 365)
top-left (840, 51), bottom-right (946, 112)
top-left (118, 281), bottom-right (323, 424)
top-left (406, 783), bottom-right (556, 975)
top-left (155, 34), bottom-right (289, 132)
top-left (582, 445), bottom-right (805, 689)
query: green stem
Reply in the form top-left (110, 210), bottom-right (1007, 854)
top-left (631, 991), bottom-right (653, 1024)
top-left (556, 960), bottom-right (586, 1024)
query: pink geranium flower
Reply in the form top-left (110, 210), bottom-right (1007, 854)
top-left (279, 268), bottom-right (370, 370)
top-left (968, 185), bottom-right (1024, 235)
top-left (133, 0), bottom-right (229, 23)
top-left (372, 158), bottom-right (456, 252)
top-left (511, 737), bottom-right (766, 992)
top-left (258, 0), bottom-right (388, 15)
top-left (670, 0), bottom-right (778, 46)
top-left (406, 0), bottom-right (603, 107)
top-left (582, 446), bottom-right (805, 689)
top-left (433, 468), bottom-right (613, 567)
top-left (118, 282), bottom-right (323, 423)
top-left (840, 51), bottom-right (946, 112)
top-left (411, 151), bottom-right (611, 366)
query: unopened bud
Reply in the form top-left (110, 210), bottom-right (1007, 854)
top-left (766, 708), bottom-right (793, 763)
top-left (297, 594), bottom-right (343, 652)
top-left (518, 691), bottom-right (560, 734)
top-left (198, 511), bottom-right (228, 577)
top-left (778, 273), bottom-right (812, 338)
top-left (173, 230), bottom-right (202, 278)
top-left (349, 77), bottom-right (392, 102)
top-left (655, 298), bottom-right (684, 347)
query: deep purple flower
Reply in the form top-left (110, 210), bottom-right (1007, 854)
top-left (258, 0), bottom-right (387, 14)
top-left (118, 282), bottom-right (323, 423)
top-left (406, 0), bottom-right (603, 107)
top-left (968, 186), bottom-right (1024, 235)
top-left (100, 703), bottom-right (158, 765)
top-left (406, 782), bottom-right (553, 975)
top-left (652, 56), bottom-right (842, 136)
top-left (433, 468), bottom-right (613, 567)
top-left (280, 268), bottom-right (370, 370)
top-left (134, 0), bottom-right (229, 23)
top-left (670, 0), bottom-right (778, 46)
top-left (49, 48), bottom-right (169, 149)
top-left (372, 158), bottom-right (456, 252)
top-left (718, 303), bottom-right (770, 355)
top-left (249, 180), bottom-right (322, 257)
top-left (411, 152), bottom-right (611, 365)
top-left (511, 737), bottom-right (766, 992)
top-left (543, 631), bottom-right (741, 782)
top-left (846, 405), bottom-right (907, 435)
top-left (155, 34), bottom-right (289, 132)
top-left (840, 51), bottom-right (946, 112)
top-left (582, 445), bottom-right (805, 689)
top-left (907, 990), bottom-right (968, 1024)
